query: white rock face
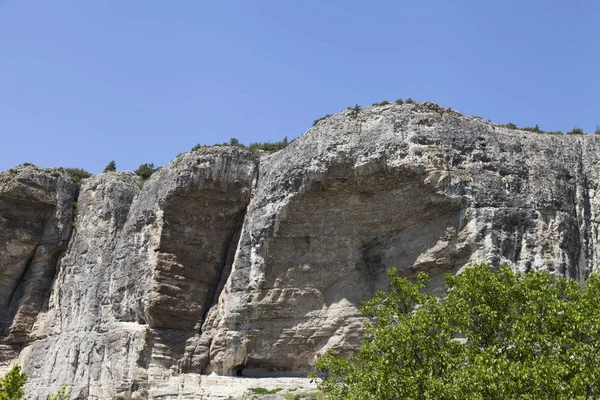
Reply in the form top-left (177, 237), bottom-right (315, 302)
top-left (2, 103), bottom-right (600, 398)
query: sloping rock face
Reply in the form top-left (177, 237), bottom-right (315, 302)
top-left (2, 103), bottom-right (600, 398)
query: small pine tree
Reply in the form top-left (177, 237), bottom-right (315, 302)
top-left (405, 97), bottom-right (414, 104)
top-left (103, 160), bottom-right (116, 172)
top-left (134, 163), bottom-right (159, 181)
top-left (395, 99), bottom-right (404, 105)
top-left (0, 365), bottom-right (27, 400)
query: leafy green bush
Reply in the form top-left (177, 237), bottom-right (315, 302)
top-left (395, 99), bottom-right (404, 105)
top-left (595, 125), bottom-right (600, 135)
top-left (404, 97), bottom-right (414, 104)
top-left (567, 126), bottom-right (584, 135)
top-left (371, 100), bottom-right (390, 107)
top-left (505, 122), bottom-right (518, 129)
top-left (315, 264), bottom-right (600, 400)
top-left (134, 163), bottom-right (159, 181)
top-left (65, 168), bottom-right (92, 187)
top-left (103, 160), bottom-right (116, 172)
top-left (246, 137), bottom-right (289, 153)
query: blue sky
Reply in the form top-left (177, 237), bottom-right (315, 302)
top-left (1, 1), bottom-right (599, 173)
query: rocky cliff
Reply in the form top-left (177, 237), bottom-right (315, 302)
top-left (2, 102), bottom-right (600, 398)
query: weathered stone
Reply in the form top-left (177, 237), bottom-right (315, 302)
top-left (8, 149), bottom-right (258, 398)
top-left (203, 103), bottom-right (600, 376)
top-left (0, 166), bottom-right (76, 346)
top-left (3, 103), bottom-right (600, 398)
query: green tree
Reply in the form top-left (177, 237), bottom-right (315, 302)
top-left (0, 365), bottom-right (27, 400)
top-left (134, 163), bottom-right (159, 181)
top-left (103, 160), bottom-right (116, 172)
top-left (314, 264), bottom-right (600, 400)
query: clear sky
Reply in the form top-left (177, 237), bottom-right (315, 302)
top-left (1, 1), bottom-right (599, 173)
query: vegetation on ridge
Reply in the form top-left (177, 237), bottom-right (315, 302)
top-left (312, 98), bottom-right (599, 135)
top-left (192, 136), bottom-right (290, 154)
top-left (134, 163), bottom-right (160, 181)
top-left (314, 263), bottom-right (600, 400)
top-left (65, 168), bottom-right (92, 187)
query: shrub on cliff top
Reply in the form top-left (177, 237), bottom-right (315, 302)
top-left (65, 168), bottom-right (92, 187)
top-left (371, 100), bottom-right (390, 107)
top-left (314, 264), bottom-right (600, 400)
top-left (567, 126), bottom-right (585, 135)
top-left (134, 163), bottom-right (159, 181)
top-left (192, 137), bottom-right (289, 154)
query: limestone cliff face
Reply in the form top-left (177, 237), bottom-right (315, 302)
top-left (2, 103), bottom-right (600, 398)
top-left (0, 167), bottom-right (76, 360)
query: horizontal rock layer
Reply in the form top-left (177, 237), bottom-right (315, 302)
top-left (2, 103), bottom-right (600, 398)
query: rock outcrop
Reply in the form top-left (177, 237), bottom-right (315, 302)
top-left (2, 102), bottom-right (600, 398)
top-left (0, 167), bottom-right (76, 362)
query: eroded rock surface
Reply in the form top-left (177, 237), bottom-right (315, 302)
top-left (0, 167), bottom-right (76, 359)
top-left (3, 103), bottom-right (600, 398)
top-left (202, 104), bottom-right (600, 377)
